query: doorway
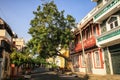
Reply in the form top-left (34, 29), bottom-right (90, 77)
top-left (87, 53), bottom-right (92, 73)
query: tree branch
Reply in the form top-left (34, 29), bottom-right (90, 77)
top-left (55, 50), bottom-right (71, 61)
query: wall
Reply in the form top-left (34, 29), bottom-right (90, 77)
top-left (0, 30), bottom-right (12, 42)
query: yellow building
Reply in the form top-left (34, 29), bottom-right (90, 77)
top-left (55, 48), bottom-right (69, 68)
top-left (46, 48), bottom-right (69, 70)
top-left (55, 56), bottom-right (65, 68)
top-left (13, 38), bottom-right (25, 51)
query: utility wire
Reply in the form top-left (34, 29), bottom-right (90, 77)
top-left (0, 7), bottom-right (14, 30)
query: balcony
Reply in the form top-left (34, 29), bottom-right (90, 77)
top-left (94, 0), bottom-right (120, 22)
top-left (75, 36), bottom-right (96, 52)
top-left (97, 26), bottom-right (120, 47)
top-left (1, 40), bottom-right (12, 52)
top-left (0, 30), bottom-right (12, 42)
top-left (80, 6), bottom-right (98, 28)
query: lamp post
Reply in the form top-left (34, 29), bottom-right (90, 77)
top-left (72, 24), bottom-right (87, 74)
top-left (79, 25), bottom-right (87, 74)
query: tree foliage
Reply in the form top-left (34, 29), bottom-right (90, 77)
top-left (10, 49), bottom-right (32, 66)
top-left (10, 49), bottom-right (24, 66)
top-left (28, 1), bottom-right (76, 58)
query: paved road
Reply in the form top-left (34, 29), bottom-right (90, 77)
top-left (31, 71), bottom-right (81, 80)
top-left (24, 68), bottom-right (88, 80)
top-left (17, 67), bottom-right (120, 80)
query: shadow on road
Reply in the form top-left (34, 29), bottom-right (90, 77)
top-left (31, 72), bottom-right (60, 80)
top-left (59, 73), bottom-right (89, 80)
top-left (82, 74), bottom-right (89, 80)
top-left (31, 72), bottom-right (89, 80)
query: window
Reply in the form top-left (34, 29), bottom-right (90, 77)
top-left (82, 30), bottom-right (85, 40)
top-left (93, 26), bottom-right (99, 36)
top-left (73, 55), bottom-right (79, 68)
top-left (77, 34), bottom-right (81, 43)
top-left (1, 40), bottom-right (11, 52)
top-left (93, 26), bottom-right (96, 36)
top-left (115, 21), bottom-right (118, 27)
top-left (107, 16), bottom-right (119, 31)
top-left (86, 29), bottom-right (89, 39)
top-left (110, 23), bottom-right (113, 29)
top-left (85, 26), bottom-right (91, 39)
top-left (75, 34), bottom-right (81, 45)
top-left (81, 55), bottom-right (86, 67)
top-left (75, 35), bottom-right (78, 45)
top-left (94, 51), bottom-right (101, 67)
top-left (108, 17), bottom-right (118, 29)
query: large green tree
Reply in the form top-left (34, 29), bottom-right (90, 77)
top-left (28, 1), bottom-right (76, 71)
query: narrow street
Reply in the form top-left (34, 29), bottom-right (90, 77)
top-left (30, 68), bottom-right (81, 80)
top-left (23, 67), bottom-right (120, 80)
top-left (31, 71), bottom-right (79, 80)
top-left (1, 0), bottom-right (120, 80)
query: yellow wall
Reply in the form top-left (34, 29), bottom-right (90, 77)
top-left (13, 38), bottom-right (25, 50)
top-left (61, 48), bottom-right (69, 58)
top-left (55, 56), bottom-right (64, 68)
top-left (55, 48), bottom-right (69, 68)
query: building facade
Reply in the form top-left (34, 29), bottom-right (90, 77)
top-left (13, 38), bottom-right (25, 51)
top-left (0, 18), bottom-right (14, 79)
top-left (0, 18), bottom-right (26, 79)
top-left (71, 0), bottom-right (120, 75)
top-left (94, 0), bottom-right (120, 74)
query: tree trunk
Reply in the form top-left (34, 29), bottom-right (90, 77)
top-left (67, 60), bottom-right (74, 73)
top-left (56, 50), bottom-right (75, 73)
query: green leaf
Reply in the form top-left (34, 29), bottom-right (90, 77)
top-left (28, 1), bottom-right (76, 59)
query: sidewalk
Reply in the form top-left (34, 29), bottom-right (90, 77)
top-left (65, 72), bottom-right (120, 80)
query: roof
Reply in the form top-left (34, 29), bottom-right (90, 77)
top-left (0, 17), bottom-right (14, 36)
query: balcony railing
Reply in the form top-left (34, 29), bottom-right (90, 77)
top-left (0, 30), bottom-right (12, 42)
top-left (94, 0), bottom-right (120, 22)
top-left (97, 26), bottom-right (120, 42)
top-left (97, 26), bottom-right (120, 46)
top-left (75, 36), bottom-right (96, 52)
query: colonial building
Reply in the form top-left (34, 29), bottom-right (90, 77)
top-left (12, 37), bottom-right (26, 76)
top-left (71, 21), bottom-right (106, 75)
top-left (93, 0), bottom-right (120, 74)
top-left (0, 18), bottom-right (14, 79)
top-left (13, 38), bottom-right (25, 51)
top-left (71, 0), bottom-right (120, 75)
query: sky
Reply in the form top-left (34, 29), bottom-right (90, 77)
top-left (0, 0), bottom-right (96, 43)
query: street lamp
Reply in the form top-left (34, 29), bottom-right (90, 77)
top-left (78, 24), bottom-right (87, 74)
top-left (72, 24), bottom-right (87, 74)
